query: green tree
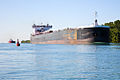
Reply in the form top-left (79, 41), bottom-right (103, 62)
top-left (21, 40), bottom-right (30, 43)
top-left (104, 20), bottom-right (120, 43)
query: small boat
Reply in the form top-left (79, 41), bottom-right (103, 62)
top-left (8, 39), bottom-right (16, 43)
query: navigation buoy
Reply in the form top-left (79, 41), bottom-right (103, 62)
top-left (16, 39), bottom-right (20, 46)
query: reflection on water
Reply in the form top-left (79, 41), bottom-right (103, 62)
top-left (77, 45), bottom-right (97, 53)
top-left (0, 43), bottom-right (120, 80)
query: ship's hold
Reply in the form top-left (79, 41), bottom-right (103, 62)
top-left (30, 20), bottom-right (110, 44)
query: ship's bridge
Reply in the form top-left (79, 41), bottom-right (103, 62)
top-left (32, 24), bottom-right (52, 35)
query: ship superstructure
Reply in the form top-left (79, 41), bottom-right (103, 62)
top-left (32, 24), bottom-right (52, 35)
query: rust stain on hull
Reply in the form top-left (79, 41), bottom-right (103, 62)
top-left (31, 38), bottom-right (94, 44)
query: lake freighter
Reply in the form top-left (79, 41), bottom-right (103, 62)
top-left (30, 19), bottom-right (110, 44)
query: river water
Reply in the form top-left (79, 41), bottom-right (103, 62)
top-left (0, 43), bottom-right (120, 80)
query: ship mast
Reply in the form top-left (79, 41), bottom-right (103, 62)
top-left (95, 11), bottom-right (98, 26)
top-left (95, 11), bottom-right (97, 20)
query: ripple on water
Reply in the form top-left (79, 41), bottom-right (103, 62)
top-left (0, 43), bottom-right (120, 80)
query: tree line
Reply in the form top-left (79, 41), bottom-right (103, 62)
top-left (104, 20), bottom-right (120, 43)
top-left (21, 40), bottom-right (30, 43)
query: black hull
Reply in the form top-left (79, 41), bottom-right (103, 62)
top-left (77, 27), bottom-right (109, 43)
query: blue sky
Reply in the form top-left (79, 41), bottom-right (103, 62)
top-left (0, 0), bottom-right (120, 43)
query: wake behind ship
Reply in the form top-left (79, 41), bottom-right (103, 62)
top-left (30, 19), bottom-right (110, 44)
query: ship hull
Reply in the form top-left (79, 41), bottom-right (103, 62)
top-left (8, 41), bottom-right (16, 43)
top-left (31, 27), bottom-right (109, 44)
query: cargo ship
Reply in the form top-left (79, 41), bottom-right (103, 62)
top-left (30, 19), bottom-right (110, 44)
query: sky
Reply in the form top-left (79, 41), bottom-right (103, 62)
top-left (0, 0), bottom-right (120, 43)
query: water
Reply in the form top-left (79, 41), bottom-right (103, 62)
top-left (0, 43), bottom-right (120, 80)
